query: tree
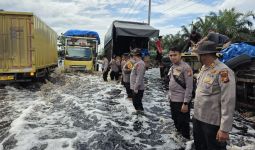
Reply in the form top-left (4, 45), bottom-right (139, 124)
top-left (195, 8), bottom-right (255, 41)
top-left (161, 8), bottom-right (255, 52)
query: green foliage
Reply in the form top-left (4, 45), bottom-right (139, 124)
top-left (162, 8), bottom-right (255, 50)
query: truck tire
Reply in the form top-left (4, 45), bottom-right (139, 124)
top-left (225, 54), bottom-right (252, 70)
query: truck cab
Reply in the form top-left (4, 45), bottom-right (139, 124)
top-left (63, 30), bottom-right (100, 72)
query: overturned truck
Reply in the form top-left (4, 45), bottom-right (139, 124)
top-left (104, 20), bottom-right (159, 68)
top-left (221, 42), bottom-right (255, 110)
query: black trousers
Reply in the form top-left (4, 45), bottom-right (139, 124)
top-left (193, 118), bottom-right (227, 150)
top-left (124, 82), bottom-right (132, 98)
top-left (110, 71), bottom-right (119, 81)
top-left (121, 77), bottom-right (124, 85)
top-left (103, 69), bottom-right (109, 81)
top-left (170, 101), bottom-right (190, 139)
top-left (156, 51), bottom-right (162, 62)
top-left (132, 90), bottom-right (144, 111)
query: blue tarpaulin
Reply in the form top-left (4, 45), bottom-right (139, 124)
top-left (220, 42), bottom-right (255, 63)
top-left (141, 48), bottom-right (150, 58)
top-left (64, 29), bottom-right (100, 44)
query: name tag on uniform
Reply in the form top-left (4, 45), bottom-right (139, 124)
top-left (203, 76), bottom-right (214, 84)
top-left (173, 69), bottom-right (181, 76)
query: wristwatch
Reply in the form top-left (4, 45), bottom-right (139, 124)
top-left (183, 102), bottom-right (188, 105)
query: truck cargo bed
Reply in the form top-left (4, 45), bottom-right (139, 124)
top-left (0, 11), bottom-right (58, 83)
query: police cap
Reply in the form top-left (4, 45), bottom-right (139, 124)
top-left (196, 41), bottom-right (217, 54)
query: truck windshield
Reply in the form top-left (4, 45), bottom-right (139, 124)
top-left (66, 47), bottom-right (92, 60)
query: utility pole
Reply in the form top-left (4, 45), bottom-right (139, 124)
top-left (148, 0), bottom-right (151, 25)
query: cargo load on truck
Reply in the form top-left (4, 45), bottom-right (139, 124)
top-left (0, 11), bottom-right (58, 83)
top-left (63, 30), bottom-right (100, 72)
top-left (219, 42), bottom-right (255, 109)
top-left (104, 20), bottom-right (159, 68)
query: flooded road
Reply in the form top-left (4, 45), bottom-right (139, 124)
top-left (0, 68), bottom-right (254, 150)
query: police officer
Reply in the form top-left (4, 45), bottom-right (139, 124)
top-left (102, 55), bottom-right (109, 81)
top-left (109, 55), bottom-right (120, 81)
top-left (130, 49), bottom-right (146, 113)
top-left (193, 41), bottom-right (236, 150)
top-left (122, 54), bottom-right (135, 99)
top-left (168, 47), bottom-right (193, 139)
top-left (121, 54), bottom-right (128, 85)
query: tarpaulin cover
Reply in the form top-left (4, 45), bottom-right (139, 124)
top-left (220, 42), bottom-right (255, 63)
top-left (104, 21), bottom-right (159, 46)
top-left (64, 30), bottom-right (100, 44)
top-left (114, 21), bottom-right (159, 37)
top-left (141, 48), bottom-right (150, 58)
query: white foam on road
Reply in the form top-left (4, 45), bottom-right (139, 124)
top-left (0, 68), bottom-right (254, 150)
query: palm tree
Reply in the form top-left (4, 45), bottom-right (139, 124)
top-left (156, 8), bottom-right (255, 56)
top-left (194, 15), bottom-right (216, 36)
top-left (195, 8), bottom-right (255, 41)
top-left (181, 25), bottom-right (190, 39)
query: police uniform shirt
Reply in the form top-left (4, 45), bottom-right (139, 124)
top-left (122, 59), bottom-right (135, 83)
top-left (130, 60), bottom-right (145, 90)
top-left (103, 58), bottom-right (109, 72)
top-left (121, 60), bottom-right (126, 70)
top-left (121, 60), bottom-right (127, 78)
top-left (194, 59), bottom-right (236, 132)
top-left (109, 59), bottom-right (120, 72)
top-left (168, 61), bottom-right (193, 103)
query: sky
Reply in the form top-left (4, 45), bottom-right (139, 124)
top-left (1, 0), bottom-right (255, 48)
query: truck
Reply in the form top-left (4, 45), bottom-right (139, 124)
top-left (222, 42), bottom-right (255, 110)
top-left (0, 11), bottom-right (58, 83)
top-left (63, 30), bottom-right (100, 72)
top-left (104, 20), bottom-right (159, 67)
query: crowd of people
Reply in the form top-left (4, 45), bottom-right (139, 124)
top-left (102, 49), bottom-right (146, 114)
top-left (100, 30), bottom-right (235, 150)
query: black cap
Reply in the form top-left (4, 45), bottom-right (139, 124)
top-left (196, 41), bottom-right (217, 54)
